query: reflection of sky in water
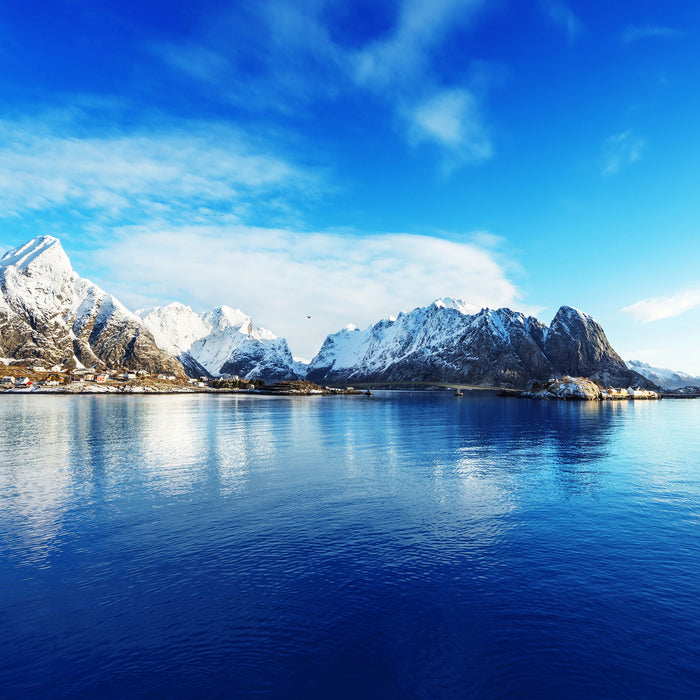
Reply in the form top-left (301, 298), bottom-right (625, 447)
top-left (1, 393), bottom-right (699, 566)
top-left (2, 393), bottom-right (700, 698)
top-left (0, 397), bottom-right (72, 565)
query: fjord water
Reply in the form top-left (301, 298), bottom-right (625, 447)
top-left (1, 393), bottom-right (699, 698)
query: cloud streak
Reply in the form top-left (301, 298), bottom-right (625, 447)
top-left (622, 289), bottom-right (700, 323)
top-left (601, 130), bottom-right (645, 176)
top-left (90, 224), bottom-right (523, 359)
top-left (621, 25), bottom-right (682, 44)
top-left (405, 89), bottom-right (492, 170)
top-left (0, 118), bottom-right (319, 222)
top-left (150, 0), bottom-right (495, 172)
top-left (542, 1), bottom-right (584, 42)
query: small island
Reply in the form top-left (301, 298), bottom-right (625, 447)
top-left (516, 376), bottom-right (660, 401)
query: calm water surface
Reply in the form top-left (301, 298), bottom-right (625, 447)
top-left (1, 392), bottom-right (699, 698)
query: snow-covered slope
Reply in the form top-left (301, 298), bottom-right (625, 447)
top-left (0, 236), bottom-right (183, 374)
top-left (308, 299), bottom-right (652, 389)
top-left (137, 303), bottom-right (298, 381)
top-left (134, 302), bottom-right (209, 356)
top-left (626, 360), bottom-right (700, 390)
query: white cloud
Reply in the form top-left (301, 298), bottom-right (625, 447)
top-left (601, 130), bottom-right (645, 175)
top-left (622, 289), bottom-right (700, 323)
top-left (621, 25), bottom-right (682, 44)
top-left (0, 118), bottom-right (318, 220)
top-left (542, 1), bottom-right (584, 42)
top-left (89, 224), bottom-right (523, 360)
top-left (406, 89), bottom-right (492, 168)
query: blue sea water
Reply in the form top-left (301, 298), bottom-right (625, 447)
top-left (1, 391), bottom-right (699, 699)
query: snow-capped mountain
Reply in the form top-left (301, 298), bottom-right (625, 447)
top-left (0, 236), bottom-right (659, 389)
top-left (136, 303), bottom-right (299, 381)
top-left (0, 236), bottom-right (183, 375)
top-left (626, 360), bottom-right (700, 390)
top-left (307, 299), bottom-right (653, 389)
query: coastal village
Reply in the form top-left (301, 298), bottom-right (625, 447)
top-left (0, 361), bottom-right (244, 393)
top-left (0, 362), bottom-right (365, 395)
top-left (1, 361), bottom-right (697, 399)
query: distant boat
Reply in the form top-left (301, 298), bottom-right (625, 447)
top-left (454, 389), bottom-right (463, 397)
top-left (365, 389), bottom-right (373, 397)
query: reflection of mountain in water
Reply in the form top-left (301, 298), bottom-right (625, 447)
top-left (330, 391), bottom-right (618, 498)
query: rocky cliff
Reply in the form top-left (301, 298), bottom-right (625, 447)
top-left (307, 299), bottom-right (654, 389)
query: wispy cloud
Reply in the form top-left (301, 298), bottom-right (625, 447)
top-left (405, 89), bottom-right (492, 170)
top-left (149, 0), bottom-right (495, 173)
top-left (91, 224), bottom-right (523, 359)
top-left (601, 130), bottom-right (645, 175)
top-left (351, 0), bottom-right (485, 89)
top-left (621, 25), bottom-right (682, 44)
top-left (351, 0), bottom-right (494, 169)
top-left (542, 1), bottom-right (584, 42)
top-left (0, 117), bottom-right (320, 222)
top-left (622, 289), bottom-right (700, 323)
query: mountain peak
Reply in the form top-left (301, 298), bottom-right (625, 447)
top-left (552, 305), bottom-right (592, 323)
top-left (0, 235), bottom-right (183, 375)
top-left (432, 297), bottom-right (480, 316)
top-left (204, 305), bottom-right (251, 331)
top-left (0, 235), bottom-right (71, 276)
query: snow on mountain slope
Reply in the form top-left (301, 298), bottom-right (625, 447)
top-left (626, 360), bottom-right (700, 390)
top-left (137, 303), bottom-right (298, 380)
top-left (432, 297), bottom-right (479, 315)
top-left (0, 236), bottom-right (298, 381)
top-left (307, 301), bottom-right (551, 387)
top-left (307, 300), bottom-right (652, 389)
top-left (0, 236), bottom-right (182, 374)
top-left (135, 302), bottom-right (210, 356)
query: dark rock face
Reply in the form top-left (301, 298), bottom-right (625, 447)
top-left (307, 302), bottom-right (655, 389)
top-left (178, 353), bottom-right (211, 379)
top-left (0, 312), bottom-right (74, 366)
top-left (544, 307), bottom-right (655, 388)
top-left (219, 339), bottom-right (298, 382)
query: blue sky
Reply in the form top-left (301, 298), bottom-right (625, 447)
top-left (1, 0), bottom-right (699, 369)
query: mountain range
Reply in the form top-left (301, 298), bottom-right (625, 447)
top-left (306, 298), bottom-right (651, 388)
top-left (0, 236), bottom-right (658, 389)
top-left (626, 360), bottom-right (700, 391)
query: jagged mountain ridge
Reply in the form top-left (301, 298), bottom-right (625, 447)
top-left (626, 360), bottom-right (700, 390)
top-left (307, 299), bottom-right (654, 389)
top-left (0, 236), bottom-right (298, 380)
top-left (136, 303), bottom-right (299, 381)
top-left (0, 236), bottom-right (183, 375)
top-left (0, 236), bottom-right (656, 388)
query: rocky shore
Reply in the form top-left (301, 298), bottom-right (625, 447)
top-left (517, 376), bottom-right (660, 401)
